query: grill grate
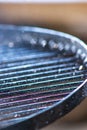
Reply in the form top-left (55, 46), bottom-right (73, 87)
top-left (0, 27), bottom-right (86, 129)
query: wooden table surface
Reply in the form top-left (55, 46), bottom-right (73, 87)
top-left (42, 99), bottom-right (87, 130)
top-left (0, 3), bottom-right (87, 40)
top-left (42, 123), bottom-right (87, 130)
top-left (0, 0), bottom-right (87, 3)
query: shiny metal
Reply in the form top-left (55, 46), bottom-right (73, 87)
top-left (0, 25), bottom-right (86, 130)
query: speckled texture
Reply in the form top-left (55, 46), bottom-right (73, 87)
top-left (0, 25), bottom-right (86, 130)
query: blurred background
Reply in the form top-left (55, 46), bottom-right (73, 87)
top-left (0, 1), bottom-right (87, 130)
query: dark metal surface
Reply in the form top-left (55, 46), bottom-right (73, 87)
top-left (0, 25), bottom-right (87, 130)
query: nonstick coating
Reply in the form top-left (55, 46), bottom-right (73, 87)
top-left (0, 25), bottom-right (87, 130)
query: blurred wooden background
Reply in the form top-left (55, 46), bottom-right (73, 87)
top-left (0, 3), bottom-right (87, 41)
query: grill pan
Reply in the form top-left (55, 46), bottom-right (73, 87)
top-left (0, 25), bottom-right (87, 130)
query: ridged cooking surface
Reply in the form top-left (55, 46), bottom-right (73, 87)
top-left (0, 41), bottom-right (86, 128)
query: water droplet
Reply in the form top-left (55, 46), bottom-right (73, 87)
top-left (55, 75), bottom-right (57, 78)
top-left (33, 69), bottom-right (37, 73)
top-left (79, 65), bottom-right (83, 70)
top-left (73, 71), bottom-right (76, 76)
top-left (49, 40), bottom-right (58, 49)
top-left (30, 38), bottom-right (37, 45)
top-left (65, 44), bottom-right (70, 50)
top-left (59, 112), bottom-right (62, 116)
top-left (45, 121), bottom-right (49, 124)
top-left (39, 39), bottom-right (47, 47)
top-left (8, 42), bottom-right (14, 48)
top-left (58, 69), bottom-right (61, 73)
top-left (71, 45), bottom-right (76, 53)
top-left (73, 66), bottom-right (75, 69)
top-left (77, 49), bottom-right (82, 55)
top-left (50, 110), bottom-right (54, 114)
top-left (14, 114), bottom-right (18, 118)
top-left (58, 43), bottom-right (64, 51)
top-left (81, 53), bottom-right (86, 60)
